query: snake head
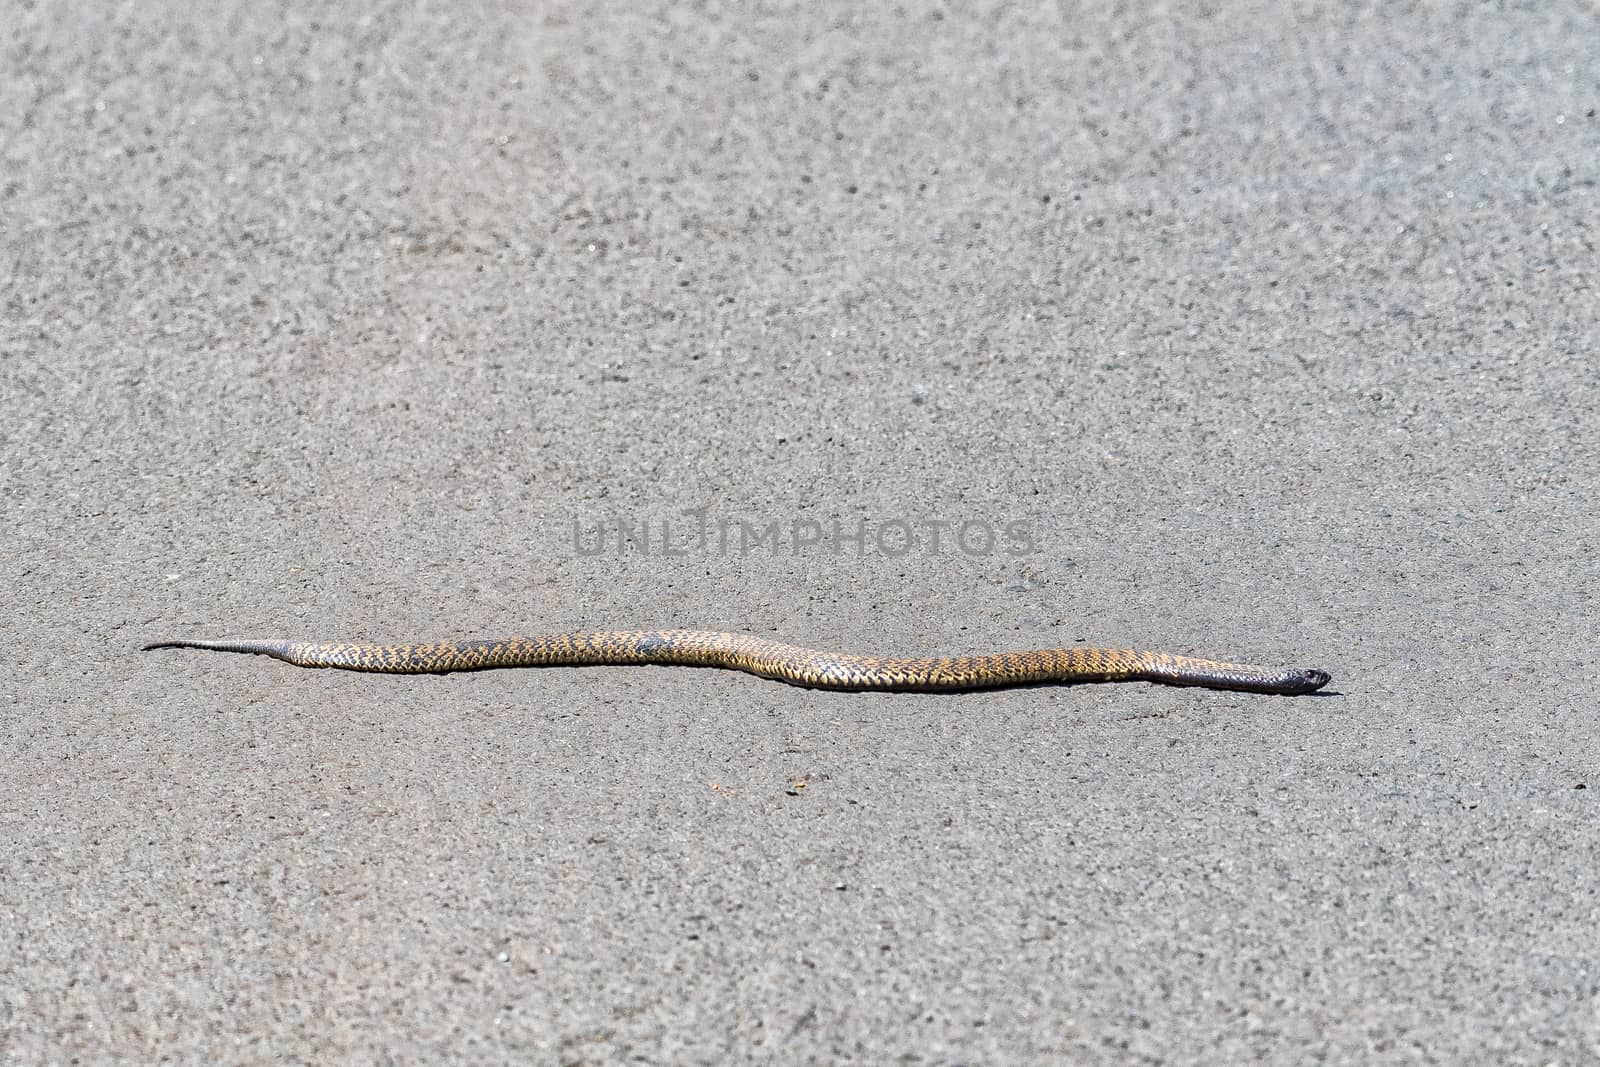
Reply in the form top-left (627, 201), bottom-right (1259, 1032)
top-left (1292, 667), bottom-right (1332, 693)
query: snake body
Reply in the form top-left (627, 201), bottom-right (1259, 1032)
top-left (144, 630), bottom-right (1330, 694)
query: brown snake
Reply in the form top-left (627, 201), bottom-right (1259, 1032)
top-left (144, 630), bottom-right (1331, 694)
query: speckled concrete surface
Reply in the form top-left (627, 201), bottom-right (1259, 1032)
top-left (3, 2), bottom-right (1597, 1063)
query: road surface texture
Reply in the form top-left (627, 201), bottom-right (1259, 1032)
top-left (3, 1), bottom-right (1597, 1063)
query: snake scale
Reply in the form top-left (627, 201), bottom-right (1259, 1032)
top-left (144, 630), bottom-right (1331, 694)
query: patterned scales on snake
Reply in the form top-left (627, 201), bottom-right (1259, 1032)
top-left (144, 630), bottom-right (1331, 695)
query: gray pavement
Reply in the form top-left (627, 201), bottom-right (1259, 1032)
top-left (4, 1), bottom-right (1598, 1063)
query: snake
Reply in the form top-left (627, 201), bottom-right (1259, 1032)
top-left (143, 630), bottom-right (1330, 695)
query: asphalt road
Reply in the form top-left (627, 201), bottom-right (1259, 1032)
top-left (4, 2), bottom-right (1597, 1063)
